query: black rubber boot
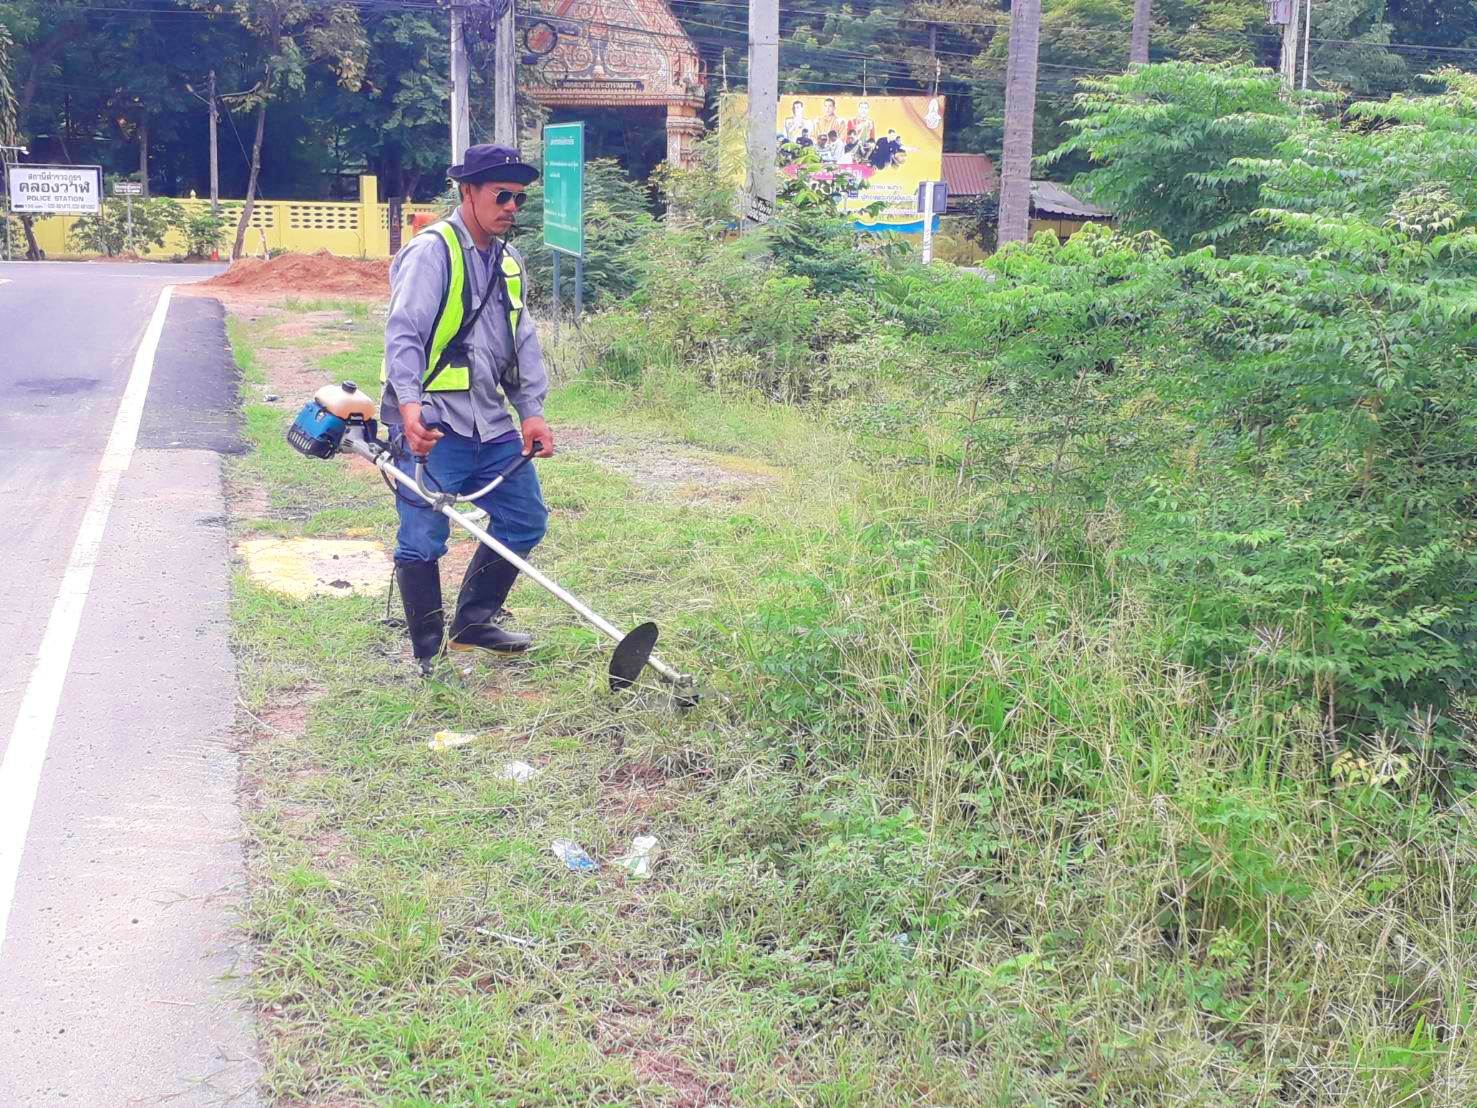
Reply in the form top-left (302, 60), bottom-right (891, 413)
top-left (396, 560), bottom-right (445, 676)
top-left (449, 544), bottom-right (532, 654)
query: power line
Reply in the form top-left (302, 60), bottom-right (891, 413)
top-left (63, 0), bottom-right (1477, 62)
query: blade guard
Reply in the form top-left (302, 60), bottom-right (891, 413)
top-left (609, 621), bottom-right (659, 693)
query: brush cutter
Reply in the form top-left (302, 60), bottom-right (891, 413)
top-left (287, 381), bottom-right (699, 705)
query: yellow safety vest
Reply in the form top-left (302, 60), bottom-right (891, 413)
top-left (382, 220), bottom-right (525, 394)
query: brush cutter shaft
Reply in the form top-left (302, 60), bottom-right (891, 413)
top-left (349, 437), bottom-right (688, 687)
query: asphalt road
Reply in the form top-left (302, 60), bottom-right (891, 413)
top-left (0, 260), bottom-right (260, 1105)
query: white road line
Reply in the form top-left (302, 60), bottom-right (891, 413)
top-left (0, 279), bottom-right (11, 286)
top-left (0, 286), bottom-right (174, 954)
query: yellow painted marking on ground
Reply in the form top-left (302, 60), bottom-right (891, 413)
top-left (240, 537), bottom-right (390, 599)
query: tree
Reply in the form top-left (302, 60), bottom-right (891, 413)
top-left (1047, 62), bottom-right (1301, 250)
top-left (214, 0), bottom-right (367, 258)
top-left (305, 10), bottom-right (453, 200)
top-left (998, 0), bottom-right (1041, 244)
top-left (0, 25), bottom-right (16, 148)
top-left (0, 23), bottom-right (18, 256)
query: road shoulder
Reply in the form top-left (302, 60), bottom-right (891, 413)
top-left (0, 293), bottom-right (259, 1105)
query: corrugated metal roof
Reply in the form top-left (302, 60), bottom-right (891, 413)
top-left (1030, 180), bottom-right (1113, 219)
top-left (938, 159), bottom-right (1113, 220)
top-left (941, 153), bottom-right (997, 199)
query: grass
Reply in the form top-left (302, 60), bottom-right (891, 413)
top-left (227, 301), bottom-right (1477, 1106)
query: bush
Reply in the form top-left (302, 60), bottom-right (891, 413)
top-left (67, 194), bottom-right (182, 256)
top-left (511, 158), bottom-right (657, 309)
top-left (877, 72), bottom-right (1477, 780)
top-left (567, 70), bottom-right (1477, 788)
top-left (178, 208), bottom-right (228, 258)
top-left (1047, 62), bottom-right (1307, 251)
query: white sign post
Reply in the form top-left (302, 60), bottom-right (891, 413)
top-left (922, 185), bottom-right (935, 264)
top-left (8, 165), bottom-right (103, 215)
top-left (113, 181), bottom-right (143, 252)
top-left (915, 181), bottom-right (948, 265)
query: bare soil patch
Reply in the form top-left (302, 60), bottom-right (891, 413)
top-left (245, 691), bottom-right (321, 737)
top-left (197, 249), bottom-right (389, 299)
top-left (596, 1012), bottom-right (730, 1106)
top-left (559, 428), bottom-right (779, 505)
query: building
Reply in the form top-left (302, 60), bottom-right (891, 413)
top-left (940, 152), bottom-right (1114, 240)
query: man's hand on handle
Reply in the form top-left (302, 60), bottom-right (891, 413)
top-left (399, 401), bottom-right (444, 457)
top-left (521, 416), bottom-right (555, 458)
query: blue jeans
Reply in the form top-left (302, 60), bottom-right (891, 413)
top-left (393, 430), bottom-right (548, 564)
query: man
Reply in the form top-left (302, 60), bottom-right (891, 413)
top-left (816, 97), bottom-right (843, 143)
top-left (848, 99), bottom-right (876, 149)
top-left (870, 129), bottom-right (903, 170)
top-left (380, 143), bottom-right (555, 675)
top-left (782, 99), bottom-right (810, 142)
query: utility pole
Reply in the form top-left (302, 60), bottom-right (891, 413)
top-left (1130, 0), bottom-right (1151, 65)
top-left (208, 70), bottom-right (219, 215)
top-left (1279, 0), bottom-right (1301, 90)
top-left (493, 0), bottom-right (517, 147)
top-left (185, 73), bottom-right (221, 214)
top-left (929, 22), bottom-right (941, 99)
top-left (998, 0), bottom-right (1041, 245)
top-left (450, 3), bottom-right (471, 163)
top-left (743, 0), bottom-right (778, 232)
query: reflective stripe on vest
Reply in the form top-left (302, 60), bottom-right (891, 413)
top-left (379, 220), bottom-right (524, 394)
top-left (500, 249), bottom-right (524, 388)
top-left (423, 221), bottom-right (470, 391)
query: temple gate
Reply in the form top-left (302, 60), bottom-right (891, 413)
top-left (522, 0), bottom-right (708, 168)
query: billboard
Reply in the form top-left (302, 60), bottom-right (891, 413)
top-left (7, 164), bottom-right (102, 215)
top-left (723, 93), bottom-right (945, 232)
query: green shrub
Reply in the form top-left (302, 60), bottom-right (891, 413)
top-left (67, 194), bottom-right (182, 256)
top-left (511, 157), bottom-right (656, 309)
top-left (879, 73), bottom-right (1477, 779)
top-left (178, 208), bottom-right (228, 258)
top-left (1047, 62), bottom-right (1307, 251)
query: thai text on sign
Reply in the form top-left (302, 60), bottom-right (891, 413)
top-left (8, 165), bottom-right (103, 214)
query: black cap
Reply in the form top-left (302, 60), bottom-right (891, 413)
top-left (448, 144), bottom-right (539, 186)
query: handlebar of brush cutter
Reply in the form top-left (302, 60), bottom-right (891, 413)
top-left (411, 432), bottom-right (541, 505)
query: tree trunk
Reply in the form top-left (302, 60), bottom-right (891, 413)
top-left (1131, 0), bottom-right (1151, 65)
top-left (998, 0), bottom-right (1041, 246)
top-left (20, 213), bottom-right (42, 261)
top-left (139, 112), bottom-right (149, 197)
top-left (232, 94), bottom-right (268, 261)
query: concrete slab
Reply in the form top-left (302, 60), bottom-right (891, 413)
top-left (240, 536), bottom-right (391, 599)
top-left (0, 448), bottom-right (258, 1106)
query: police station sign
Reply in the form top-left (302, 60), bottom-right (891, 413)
top-left (7, 164), bottom-right (103, 214)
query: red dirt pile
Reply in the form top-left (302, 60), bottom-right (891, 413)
top-left (201, 249), bottom-right (389, 298)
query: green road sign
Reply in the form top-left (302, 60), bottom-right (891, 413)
top-left (543, 122), bottom-right (584, 258)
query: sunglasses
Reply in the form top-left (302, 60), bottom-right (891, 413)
top-left (492, 189), bottom-right (528, 209)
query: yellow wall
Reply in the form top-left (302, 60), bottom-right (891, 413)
top-left (25, 176), bottom-right (443, 260)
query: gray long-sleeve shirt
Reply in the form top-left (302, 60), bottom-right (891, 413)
top-left (379, 208), bottom-right (548, 441)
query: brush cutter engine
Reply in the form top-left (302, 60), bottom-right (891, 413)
top-left (287, 381), bottom-right (378, 459)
